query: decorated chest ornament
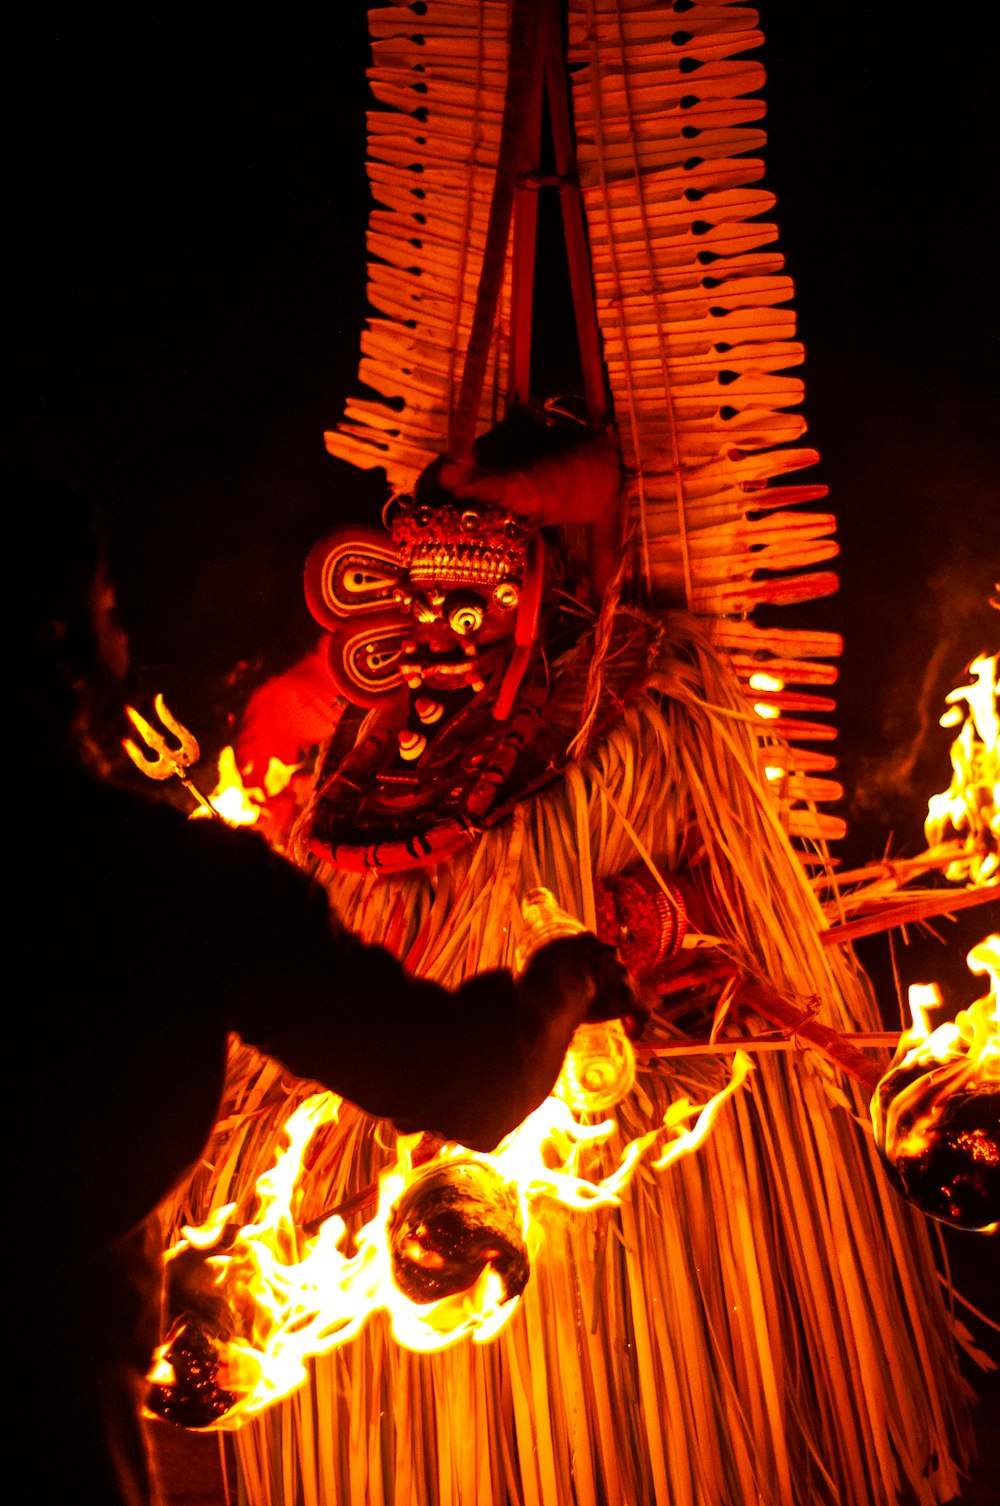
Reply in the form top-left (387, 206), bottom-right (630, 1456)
top-left (302, 408), bottom-right (650, 873)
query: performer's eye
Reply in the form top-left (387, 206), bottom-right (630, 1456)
top-left (493, 582), bottom-right (519, 610)
top-left (447, 597), bottom-right (485, 636)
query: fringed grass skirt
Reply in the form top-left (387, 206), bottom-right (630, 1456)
top-left (168, 637), bottom-right (973, 1504)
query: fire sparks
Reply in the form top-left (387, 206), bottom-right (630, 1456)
top-left (925, 653), bottom-right (999, 885)
top-left (147, 1050), bottom-right (751, 1430)
top-left (871, 936), bottom-right (999, 1231)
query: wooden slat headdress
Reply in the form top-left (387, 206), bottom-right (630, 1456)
top-left (326, 0), bottom-right (844, 850)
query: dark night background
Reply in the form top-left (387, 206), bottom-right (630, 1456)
top-left (8, 3), bottom-right (998, 1493)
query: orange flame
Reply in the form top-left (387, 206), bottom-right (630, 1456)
top-left (148, 1022), bottom-right (751, 1426)
top-left (892, 938), bottom-right (998, 1081)
top-left (198, 747), bottom-right (261, 826)
top-left (261, 754), bottom-right (299, 798)
top-left (925, 654), bottom-right (999, 885)
top-left (193, 749), bottom-right (300, 827)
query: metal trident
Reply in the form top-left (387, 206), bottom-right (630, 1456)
top-left (123, 694), bottom-right (218, 818)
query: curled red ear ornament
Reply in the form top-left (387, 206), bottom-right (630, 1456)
top-left (305, 527), bottom-right (410, 706)
top-left (305, 526), bottom-right (406, 630)
top-left (325, 611), bottom-right (410, 707)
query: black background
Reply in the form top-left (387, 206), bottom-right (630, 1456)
top-left (9, 3), bottom-right (999, 1483)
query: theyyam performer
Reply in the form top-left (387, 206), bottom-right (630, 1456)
top-left (156, 4), bottom-right (991, 1504)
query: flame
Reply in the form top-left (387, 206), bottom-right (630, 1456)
top-left (192, 746), bottom-right (260, 825)
top-left (147, 1096), bottom-right (376, 1427)
top-left (262, 755), bottom-right (299, 798)
top-left (925, 653), bottom-right (999, 885)
top-left (146, 888), bottom-right (750, 1426)
top-left (188, 747), bottom-right (301, 827)
top-left (893, 940), bottom-right (998, 1078)
top-left (871, 936), bottom-right (999, 1231)
top-left (148, 1055), bottom-right (752, 1428)
top-left (905, 982), bottom-right (944, 1044)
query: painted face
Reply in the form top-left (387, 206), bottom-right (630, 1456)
top-left (299, 416), bottom-right (629, 872)
top-left (302, 479), bottom-right (557, 866)
top-left (385, 494), bottom-right (531, 693)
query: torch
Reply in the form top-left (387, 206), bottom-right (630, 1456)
top-left (870, 938), bottom-right (999, 1233)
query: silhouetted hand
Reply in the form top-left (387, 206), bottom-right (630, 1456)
top-left (520, 933), bottom-right (643, 1028)
top-left (511, 934), bottom-right (647, 1130)
top-left (392, 936), bottom-right (648, 1154)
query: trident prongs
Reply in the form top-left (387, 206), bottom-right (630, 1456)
top-left (123, 694), bottom-right (218, 818)
top-left (124, 694), bottom-right (199, 777)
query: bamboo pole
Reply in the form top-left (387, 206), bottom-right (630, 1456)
top-left (640, 1032), bottom-right (900, 1059)
top-left (737, 984), bottom-right (885, 1093)
top-left (811, 842), bottom-right (968, 893)
top-left (448, 0), bottom-right (538, 457)
top-left (820, 883), bottom-right (997, 945)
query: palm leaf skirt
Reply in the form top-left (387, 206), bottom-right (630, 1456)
top-left (173, 628), bottom-right (972, 1505)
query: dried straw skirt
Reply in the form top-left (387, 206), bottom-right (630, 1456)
top-left (178, 634), bottom-right (972, 1505)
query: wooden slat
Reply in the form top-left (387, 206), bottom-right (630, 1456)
top-left (325, 0), bottom-right (512, 489)
top-left (567, 0), bottom-right (842, 840)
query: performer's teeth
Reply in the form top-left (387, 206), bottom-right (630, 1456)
top-left (398, 729), bottom-right (427, 761)
top-left (415, 697), bottom-right (444, 725)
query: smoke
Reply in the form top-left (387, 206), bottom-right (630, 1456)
top-left (849, 546), bottom-right (997, 843)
